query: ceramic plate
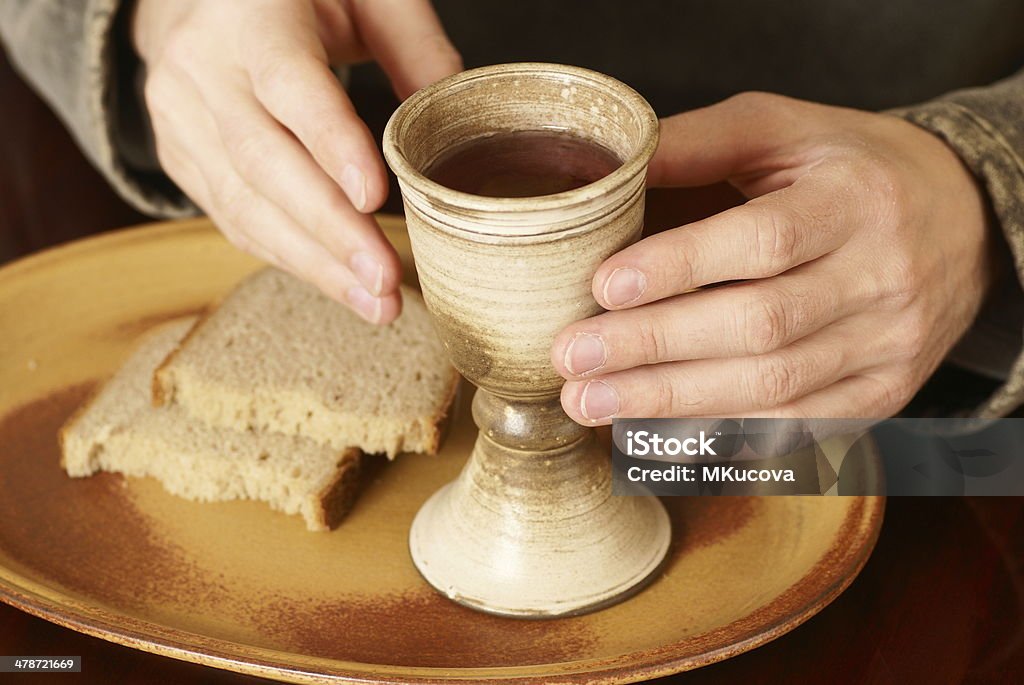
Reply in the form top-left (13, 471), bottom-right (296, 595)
top-left (0, 218), bottom-right (884, 684)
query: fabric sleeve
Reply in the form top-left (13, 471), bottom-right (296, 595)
top-left (890, 67), bottom-right (1024, 418)
top-left (0, 0), bottom-right (195, 217)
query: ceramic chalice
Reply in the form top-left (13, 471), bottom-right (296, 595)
top-left (384, 63), bottom-right (670, 617)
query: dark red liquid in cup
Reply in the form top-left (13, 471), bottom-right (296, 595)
top-left (424, 130), bottom-right (623, 198)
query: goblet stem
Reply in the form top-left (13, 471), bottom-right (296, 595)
top-left (409, 388), bottom-right (671, 617)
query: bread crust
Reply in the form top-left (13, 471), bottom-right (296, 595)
top-left (62, 311), bottom-right (370, 532)
top-left (153, 269), bottom-right (263, 407)
top-left (424, 367), bottom-right (462, 455)
top-left (313, 448), bottom-right (363, 530)
top-left (153, 268), bottom-right (462, 457)
top-left (151, 306), bottom-right (212, 407)
top-left (58, 382), bottom-right (103, 471)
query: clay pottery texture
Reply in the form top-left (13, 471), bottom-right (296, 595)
top-left (384, 63), bottom-right (671, 617)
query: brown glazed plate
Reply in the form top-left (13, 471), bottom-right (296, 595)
top-left (0, 218), bottom-right (884, 684)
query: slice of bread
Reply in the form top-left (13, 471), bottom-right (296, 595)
top-left (153, 268), bottom-right (459, 458)
top-left (61, 318), bottom-right (362, 532)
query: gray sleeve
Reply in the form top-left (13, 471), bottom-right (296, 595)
top-left (891, 67), bottom-right (1024, 418)
top-left (0, 0), bottom-right (195, 217)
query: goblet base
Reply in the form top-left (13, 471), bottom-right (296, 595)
top-left (409, 425), bottom-right (672, 618)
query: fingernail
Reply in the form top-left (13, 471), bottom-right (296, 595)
top-left (564, 332), bottom-right (607, 376)
top-left (350, 252), bottom-right (384, 296)
top-left (580, 380), bottom-right (620, 421)
top-left (341, 163), bottom-right (368, 212)
top-left (603, 267), bottom-right (646, 307)
top-left (346, 286), bottom-right (382, 324)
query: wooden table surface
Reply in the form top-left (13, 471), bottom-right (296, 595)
top-left (1, 50), bottom-right (1022, 685)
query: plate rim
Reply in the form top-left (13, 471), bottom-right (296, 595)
top-left (0, 221), bottom-right (886, 684)
top-left (0, 496), bottom-right (883, 684)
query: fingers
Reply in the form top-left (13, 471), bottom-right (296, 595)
top-left (238, 3), bottom-right (388, 213)
top-left (592, 166), bottom-right (859, 309)
top-left (554, 256), bottom-right (873, 378)
top-left (560, 315), bottom-right (889, 425)
top-left (349, 0), bottom-right (463, 99)
top-left (191, 74), bottom-right (402, 297)
top-left (647, 91), bottom-right (824, 188)
top-left (147, 70), bottom-right (400, 323)
top-left (138, 0), bottom-right (412, 324)
top-left (214, 180), bottom-right (401, 324)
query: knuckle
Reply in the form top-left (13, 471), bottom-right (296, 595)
top-left (750, 208), bottom-right (799, 275)
top-left (742, 293), bottom-right (790, 355)
top-left (250, 52), bottom-right (289, 90)
top-left (723, 91), bottom-right (807, 127)
top-left (856, 153), bottom-right (911, 227)
top-left (860, 155), bottom-right (902, 203)
top-left (208, 175), bottom-right (247, 220)
top-left (883, 252), bottom-right (921, 305)
top-left (750, 356), bottom-right (797, 408)
top-left (220, 227), bottom-right (255, 255)
top-left (653, 374), bottom-right (681, 416)
top-left (250, 52), bottom-right (313, 102)
top-left (725, 90), bottom-right (786, 113)
top-left (249, 55), bottom-right (291, 102)
top-left (224, 123), bottom-right (265, 165)
top-left (653, 370), bottom-right (705, 416)
top-left (142, 71), bottom-right (175, 115)
top-left (668, 238), bottom-right (699, 288)
top-left (151, 138), bottom-right (183, 182)
top-left (897, 306), bottom-right (930, 359)
top-left (224, 127), bottom-right (280, 186)
top-left (871, 373), bottom-right (914, 415)
top-left (636, 317), bottom-right (674, 364)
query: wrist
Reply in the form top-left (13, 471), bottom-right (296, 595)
top-left (938, 135), bottom-right (999, 304)
top-left (905, 114), bottom-right (997, 303)
top-left (885, 110), bottom-right (1002, 306)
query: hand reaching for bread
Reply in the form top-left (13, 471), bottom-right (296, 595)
top-left (132, 0), bottom-right (462, 324)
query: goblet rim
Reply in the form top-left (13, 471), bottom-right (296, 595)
top-left (383, 62), bottom-right (659, 221)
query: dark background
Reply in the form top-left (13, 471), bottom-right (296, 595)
top-left (1, 7), bottom-right (1024, 680)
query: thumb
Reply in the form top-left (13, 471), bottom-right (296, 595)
top-left (648, 92), bottom-right (814, 188)
top-left (352, 0), bottom-right (463, 99)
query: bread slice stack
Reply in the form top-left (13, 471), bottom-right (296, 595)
top-left (61, 268), bottom-right (459, 531)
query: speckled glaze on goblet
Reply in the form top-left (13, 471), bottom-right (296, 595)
top-left (384, 63), bottom-right (670, 617)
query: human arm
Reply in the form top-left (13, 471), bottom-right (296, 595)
top-left (1, 0), bottom-right (463, 323)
